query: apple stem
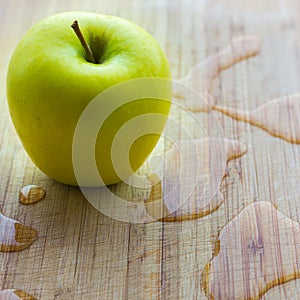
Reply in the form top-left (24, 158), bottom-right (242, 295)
top-left (71, 20), bottom-right (96, 64)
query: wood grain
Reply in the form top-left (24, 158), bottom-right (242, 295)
top-left (1, 0), bottom-right (300, 299)
top-left (202, 201), bottom-right (300, 300)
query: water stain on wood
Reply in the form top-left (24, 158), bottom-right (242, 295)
top-left (173, 35), bottom-right (261, 112)
top-left (0, 289), bottom-right (37, 300)
top-left (0, 213), bottom-right (37, 252)
top-left (19, 184), bottom-right (46, 205)
top-left (213, 93), bottom-right (300, 144)
top-left (145, 138), bottom-right (247, 221)
top-left (202, 201), bottom-right (300, 300)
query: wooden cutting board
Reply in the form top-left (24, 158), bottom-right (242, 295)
top-left (1, 0), bottom-right (300, 299)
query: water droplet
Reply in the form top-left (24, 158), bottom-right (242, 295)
top-left (145, 138), bottom-right (247, 221)
top-left (0, 212), bottom-right (37, 252)
top-left (173, 35), bottom-right (261, 111)
top-left (213, 93), bottom-right (300, 144)
top-left (0, 289), bottom-right (36, 299)
top-left (202, 201), bottom-right (300, 299)
top-left (19, 185), bottom-right (46, 205)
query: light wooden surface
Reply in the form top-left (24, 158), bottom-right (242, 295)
top-left (1, 0), bottom-right (300, 299)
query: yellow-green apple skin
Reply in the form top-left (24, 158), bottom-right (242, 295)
top-left (6, 11), bottom-right (171, 186)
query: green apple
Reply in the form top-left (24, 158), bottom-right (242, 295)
top-left (7, 11), bottom-right (171, 186)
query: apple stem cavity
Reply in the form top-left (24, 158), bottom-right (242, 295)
top-left (71, 20), bottom-right (96, 64)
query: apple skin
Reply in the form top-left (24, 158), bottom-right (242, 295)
top-left (7, 12), bottom-right (171, 186)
